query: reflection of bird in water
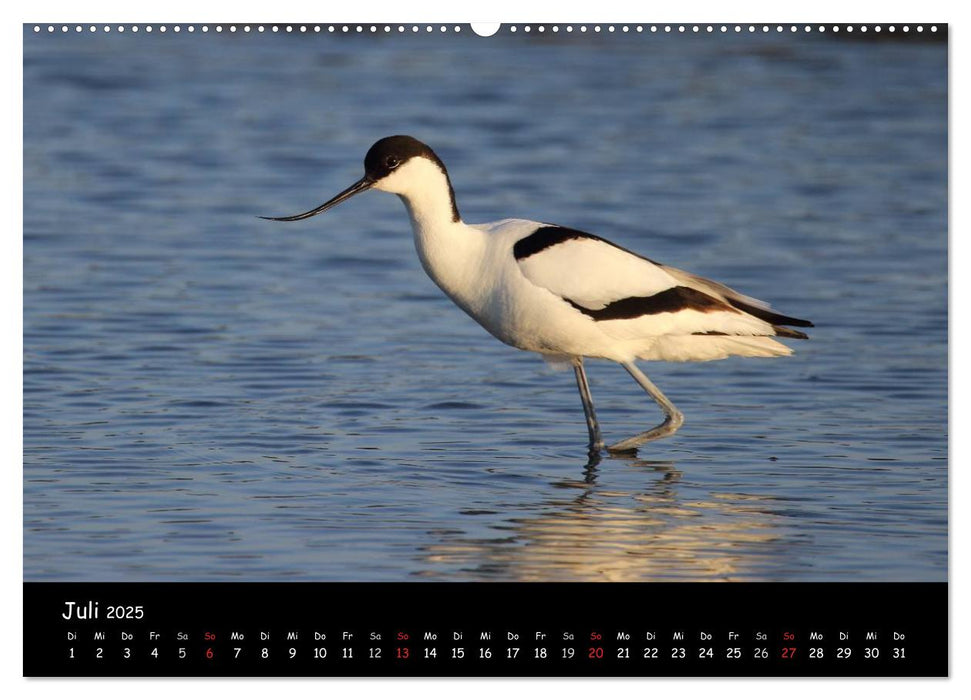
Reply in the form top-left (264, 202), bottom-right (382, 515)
top-left (264, 135), bottom-right (813, 455)
top-left (419, 458), bottom-right (791, 581)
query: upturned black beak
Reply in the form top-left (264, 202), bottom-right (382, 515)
top-left (260, 176), bottom-right (373, 222)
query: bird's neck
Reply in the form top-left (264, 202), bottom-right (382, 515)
top-left (395, 164), bottom-right (461, 230)
top-left (396, 175), bottom-right (486, 310)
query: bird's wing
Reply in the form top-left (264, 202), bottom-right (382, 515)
top-left (659, 264), bottom-right (813, 332)
top-left (513, 225), bottom-right (680, 308)
top-left (512, 224), bottom-right (810, 339)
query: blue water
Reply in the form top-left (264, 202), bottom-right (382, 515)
top-left (23, 26), bottom-right (947, 581)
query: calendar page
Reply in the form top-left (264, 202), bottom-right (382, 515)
top-left (22, 21), bottom-right (947, 677)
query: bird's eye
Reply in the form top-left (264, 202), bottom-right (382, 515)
top-left (386, 156), bottom-right (400, 169)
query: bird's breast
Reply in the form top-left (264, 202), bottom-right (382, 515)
top-left (410, 220), bottom-right (491, 313)
top-left (409, 219), bottom-right (616, 357)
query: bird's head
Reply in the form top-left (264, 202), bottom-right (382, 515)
top-left (261, 135), bottom-right (456, 222)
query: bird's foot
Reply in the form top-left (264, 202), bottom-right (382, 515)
top-left (606, 411), bottom-right (684, 453)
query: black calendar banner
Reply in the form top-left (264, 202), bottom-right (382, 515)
top-left (24, 582), bottom-right (947, 677)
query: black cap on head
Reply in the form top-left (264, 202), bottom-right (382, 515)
top-left (364, 135), bottom-right (447, 181)
top-left (363, 135), bottom-right (459, 222)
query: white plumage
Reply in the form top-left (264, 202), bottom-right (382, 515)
top-left (265, 136), bottom-right (813, 455)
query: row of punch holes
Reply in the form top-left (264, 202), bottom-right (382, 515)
top-left (33, 24), bottom-right (940, 36)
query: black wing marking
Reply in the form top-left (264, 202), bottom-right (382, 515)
top-left (513, 225), bottom-right (661, 264)
top-left (566, 286), bottom-right (737, 321)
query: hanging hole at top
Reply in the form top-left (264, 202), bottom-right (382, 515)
top-left (471, 23), bottom-right (500, 37)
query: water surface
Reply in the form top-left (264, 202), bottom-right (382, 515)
top-left (23, 27), bottom-right (947, 581)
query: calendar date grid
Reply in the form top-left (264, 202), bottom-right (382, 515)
top-left (60, 625), bottom-right (914, 669)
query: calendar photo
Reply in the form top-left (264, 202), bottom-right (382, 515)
top-left (22, 22), bottom-right (948, 677)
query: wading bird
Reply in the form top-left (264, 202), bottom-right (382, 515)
top-left (264, 136), bottom-right (812, 454)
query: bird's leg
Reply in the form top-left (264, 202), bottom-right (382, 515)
top-left (607, 361), bottom-right (684, 453)
top-left (572, 357), bottom-right (605, 454)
